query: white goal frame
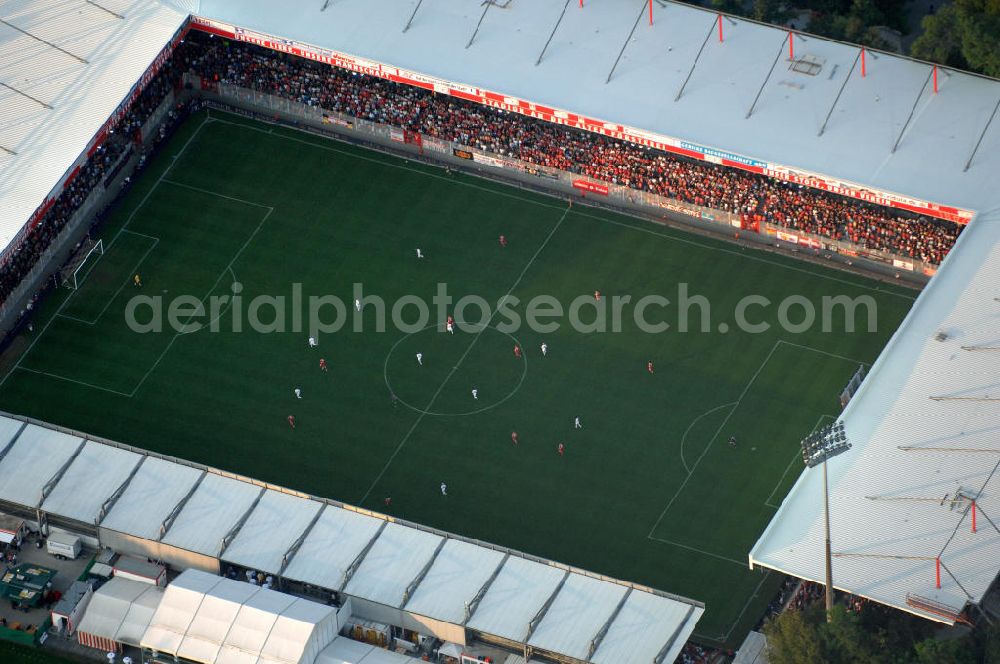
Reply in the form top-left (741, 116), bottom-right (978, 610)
top-left (60, 238), bottom-right (104, 290)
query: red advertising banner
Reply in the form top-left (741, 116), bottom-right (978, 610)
top-left (573, 179), bottom-right (610, 196)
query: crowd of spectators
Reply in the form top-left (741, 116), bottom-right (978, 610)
top-left (181, 34), bottom-right (962, 265)
top-left (0, 59), bottom-right (182, 309)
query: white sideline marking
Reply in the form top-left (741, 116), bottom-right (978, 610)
top-left (210, 114), bottom-right (916, 301)
top-left (358, 204), bottom-right (571, 505)
top-left (647, 340), bottom-right (783, 539)
top-left (0, 116), bottom-right (212, 389)
top-left (15, 367), bottom-right (133, 397)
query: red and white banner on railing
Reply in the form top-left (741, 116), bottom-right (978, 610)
top-left (188, 16), bottom-right (975, 225)
top-left (572, 179), bottom-right (610, 196)
top-left (775, 230), bottom-right (821, 249)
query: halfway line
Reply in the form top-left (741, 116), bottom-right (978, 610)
top-left (358, 204), bottom-right (572, 504)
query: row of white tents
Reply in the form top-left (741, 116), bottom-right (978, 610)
top-left (76, 569), bottom-right (420, 664)
top-left (0, 413), bottom-right (702, 664)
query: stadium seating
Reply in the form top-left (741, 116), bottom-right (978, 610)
top-left (0, 33), bottom-right (965, 312)
top-left (181, 35), bottom-right (961, 266)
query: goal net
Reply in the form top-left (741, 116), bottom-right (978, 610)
top-left (59, 238), bottom-right (104, 290)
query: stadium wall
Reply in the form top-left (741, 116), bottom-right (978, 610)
top-left (349, 597), bottom-right (467, 645)
top-left (192, 79), bottom-right (931, 286)
top-left (97, 528), bottom-right (221, 574)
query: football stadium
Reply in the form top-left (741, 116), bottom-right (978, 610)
top-left (0, 1), bottom-right (997, 663)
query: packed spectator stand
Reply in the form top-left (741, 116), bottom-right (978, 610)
top-left (182, 34), bottom-right (962, 265)
top-left (0, 30), bottom-right (965, 317)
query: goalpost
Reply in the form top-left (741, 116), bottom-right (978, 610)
top-left (59, 238), bottom-right (104, 290)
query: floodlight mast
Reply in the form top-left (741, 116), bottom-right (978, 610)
top-left (800, 421), bottom-right (851, 622)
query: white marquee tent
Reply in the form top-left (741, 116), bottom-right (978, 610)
top-left (141, 569), bottom-right (340, 664)
top-left (76, 576), bottom-right (165, 652)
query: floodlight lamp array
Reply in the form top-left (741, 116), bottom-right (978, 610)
top-left (801, 421), bottom-right (851, 468)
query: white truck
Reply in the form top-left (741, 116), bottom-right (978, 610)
top-left (46, 531), bottom-right (82, 560)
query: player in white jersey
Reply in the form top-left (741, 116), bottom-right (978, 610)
top-left (416, 352), bottom-right (423, 365)
top-left (294, 388), bottom-right (302, 399)
top-left (308, 336), bottom-right (317, 348)
top-left (541, 342), bottom-right (548, 356)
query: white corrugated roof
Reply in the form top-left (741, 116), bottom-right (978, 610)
top-left (0, 423), bottom-right (82, 506)
top-left (221, 490), bottom-right (323, 574)
top-left (193, 0), bottom-right (1000, 214)
top-left (343, 522), bottom-right (442, 608)
top-left (0, 416), bottom-right (25, 448)
top-left (404, 538), bottom-right (505, 625)
top-left (466, 556), bottom-right (565, 643)
top-left (751, 207), bottom-right (1000, 621)
top-left (40, 440), bottom-right (141, 523)
top-left (528, 573), bottom-right (627, 660)
top-left (0, 418), bottom-right (704, 661)
top-left (101, 457), bottom-right (203, 539)
top-left (591, 590), bottom-right (703, 664)
top-left (282, 506), bottom-right (384, 591)
top-left (0, 0), bottom-right (187, 246)
top-left (161, 472), bottom-right (262, 557)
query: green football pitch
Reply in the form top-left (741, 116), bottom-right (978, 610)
top-left (0, 111), bottom-right (916, 646)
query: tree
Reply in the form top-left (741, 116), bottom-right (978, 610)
top-left (709, 0), bottom-right (748, 16)
top-left (909, 0), bottom-right (1000, 77)
top-left (913, 635), bottom-right (977, 664)
top-left (910, 5), bottom-right (967, 69)
top-left (762, 608), bottom-right (824, 664)
top-left (955, 0), bottom-right (1000, 77)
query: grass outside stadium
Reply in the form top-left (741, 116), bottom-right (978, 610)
top-left (0, 110), bottom-right (916, 648)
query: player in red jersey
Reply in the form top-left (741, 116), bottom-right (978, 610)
top-left (513, 344), bottom-right (521, 359)
top-left (594, 290), bottom-right (601, 301)
top-left (647, 360), bottom-right (654, 374)
top-left (499, 234), bottom-right (507, 247)
top-left (511, 431), bottom-right (519, 445)
top-left (557, 442), bottom-right (565, 456)
top-left (320, 358), bottom-right (328, 372)
top-left (287, 415), bottom-right (296, 429)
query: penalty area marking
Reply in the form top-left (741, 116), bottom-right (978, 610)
top-left (8, 177), bottom-right (269, 397)
top-left (0, 115), bottom-right (214, 390)
top-left (763, 413), bottom-right (835, 509)
top-left (679, 401), bottom-right (738, 475)
top-left (383, 322), bottom-right (528, 417)
top-left (647, 341), bottom-right (866, 573)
